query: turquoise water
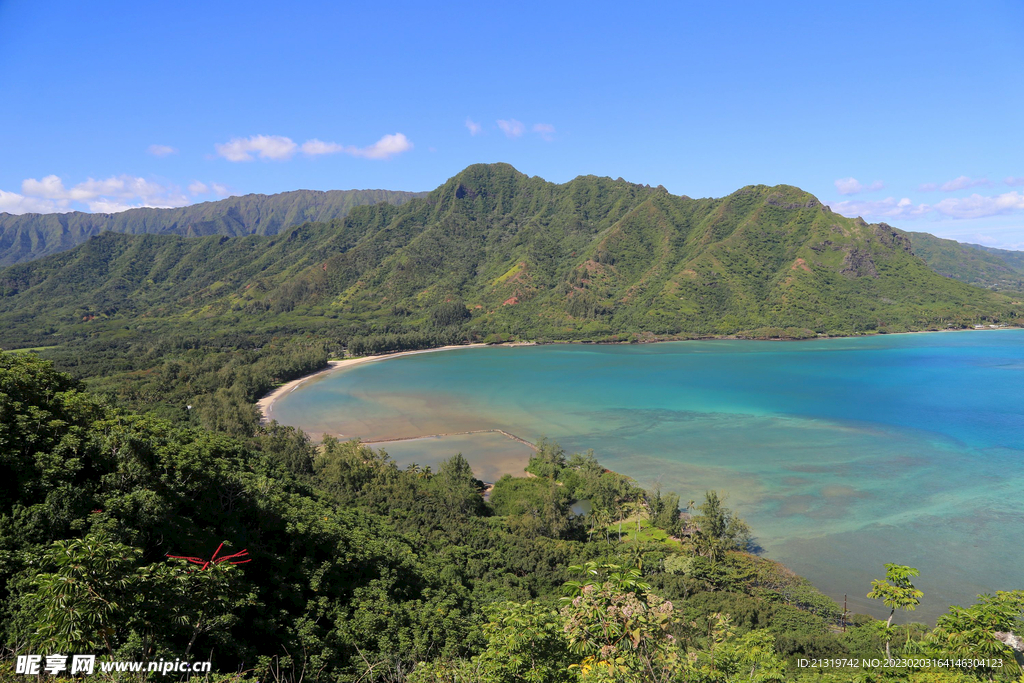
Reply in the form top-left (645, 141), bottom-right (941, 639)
top-left (272, 331), bottom-right (1024, 622)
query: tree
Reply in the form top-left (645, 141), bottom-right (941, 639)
top-left (433, 453), bottom-right (487, 519)
top-left (930, 590), bottom-right (1024, 680)
top-left (691, 491), bottom-right (751, 561)
top-left (474, 601), bottom-right (577, 683)
top-left (526, 438), bottom-right (567, 479)
top-left (560, 563), bottom-right (684, 683)
top-left (650, 490), bottom-right (682, 536)
top-left (26, 533), bottom-right (144, 654)
top-left (866, 563), bottom-right (923, 659)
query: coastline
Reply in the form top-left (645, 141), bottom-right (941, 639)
top-left (256, 326), bottom-right (1019, 422)
top-left (256, 343), bottom-right (489, 422)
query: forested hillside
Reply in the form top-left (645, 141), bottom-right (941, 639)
top-left (3, 352), bottom-right (1022, 682)
top-left (2, 163), bottom-right (1018, 343)
top-left (906, 231), bottom-right (1024, 295)
top-left (0, 188), bottom-right (425, 266)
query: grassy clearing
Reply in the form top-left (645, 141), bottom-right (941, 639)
top-left (599, 516), bottom-right (684, 550)
top-left (4, 345), bottom-right (59, 353)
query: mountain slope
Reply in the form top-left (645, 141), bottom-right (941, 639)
top-left (0, 188), bottom-right (426, 266)
top-left (0, 164), bottom-right (1019, 353)
top-left (905, 231), bottom-right (1024, 294)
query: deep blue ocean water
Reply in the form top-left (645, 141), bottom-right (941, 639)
top-left (271, 330), bottom-right (1024, 621)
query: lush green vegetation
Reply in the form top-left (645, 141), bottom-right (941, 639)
top-left (0, 188), bottom-right (425, 266)
top-left (906, 231), bottom-right (1024, 296)
top-left (2, 353), bottom-right (1023, 682)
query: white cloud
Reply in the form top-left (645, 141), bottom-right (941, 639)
top-left (148, 144), bottom-right (177, 157)
top-left (533, 123), bottom-right (556, 141)
top-left (826, 196), bottom-right (929, 220)
top-left (301, 133), bottom-right (414, 160)
top-left (834, 177), bottom-right (884, 195)
top-left (919, 175), bottom-right (992, 192)
top-left (828, 189), bottom-right (1024, 223)
top-left (217, 133), bottom-right (413, 161)
top-left (465, 118), bottom-right (482, 136)
top-left (4, 174), bottom-right (191, 214)
top-left (0, 189), bottom-right (63, 214)
top-left (22, 175), bottom-right (69, 199)
top-left (215, 135), bottom-right (298, 162)
top-left (940, 175), bottom-right (991, 192)
top-left (88, 199), bottom-right (140, 213)
top-left (3, 174), bottom-right (236, 215)
top-left (497, 119), bottom-right (525, 138)
top-left (351, 133), bottom-right (413, 160)
top-left (931, 192), bottom-right (1024, 219)
top-left (300, 139), bottom-right (347, 156)
top-left (1005, 176), bottom-right (1024, 187)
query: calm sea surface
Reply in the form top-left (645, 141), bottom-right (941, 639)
top-left (271, 330), bottom-right (1024, 622)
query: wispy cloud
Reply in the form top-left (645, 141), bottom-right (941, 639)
top-left (148, 144), bottom-right (177, 157)
top-left (347, 133), bottom-right (413, 160)
top-left (931, 192), bottom-right (1024, 219)
top-left (918, 175), bottom-right (992, 192)
top-left (834, 177), bottom-right (884, 195)
top-left (2, 174), bottom-right (191, 214)
top-left (465, 118), bottom-right (482, 136)
top-left (300, 139), bottom-right (346, 156)
top-left (189, 181), bottom-right (233, 198)
top-left (215, 135), bottom-right (298, 162)
top-left (1005, 176), bottom-right (1024, 187)
top-left (827, 197), bottom-right (929, 220)
top-left (217, 133), bottom-right (412, 161)
top-left (497, 119), bottom-right (525, 138)
top-left (532, 123), bottom-right (556, 141)
top-left (828, 190), bottom-right (1024, 222)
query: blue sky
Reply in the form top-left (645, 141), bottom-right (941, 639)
top-left (1, 0), bottom-right (1023, 248)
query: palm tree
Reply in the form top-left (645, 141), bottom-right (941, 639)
top-left (627, 541), bottom-right (649, 573)
top-left (635, 497), bottom-right (648, 536)
top-left (614, 501), bottom-right (626, 542)
top-left (586, 509), bottom-right (600, 541)
top-left (587, 507), bottom-right (610, 543)
top-left (621, 499), bottom-right (641, 541)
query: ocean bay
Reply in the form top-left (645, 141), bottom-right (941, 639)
top-left (271, 330), bottom-right (1024, 621)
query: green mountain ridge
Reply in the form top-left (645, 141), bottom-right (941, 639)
top-left (0, 187), bottom-right (426, 266)
top-left (0, 163), bottom-right (1019, 356)
top-left (904, 231), bottom-right (1024, 295)
top-left (3, 170), bottom-right (1023, 304)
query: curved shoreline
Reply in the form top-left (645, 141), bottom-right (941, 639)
top-left (256, 343), bottom-right (489, 422)
top-left (256, 327), bottom-right (1018, 423)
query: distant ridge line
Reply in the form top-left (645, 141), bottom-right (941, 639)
top-left (0, 187), bottom-right (427, 266)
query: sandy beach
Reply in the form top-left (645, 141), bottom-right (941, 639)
top-left (256, 343), bottom-right (489, 422)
